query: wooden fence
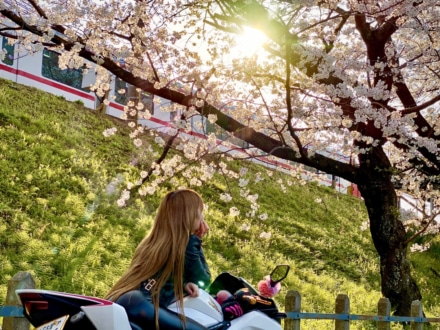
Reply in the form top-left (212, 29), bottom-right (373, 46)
top-left (283, 290), bottom-right (440, 329)
top-left (2, 272), bottom-right (440, 329)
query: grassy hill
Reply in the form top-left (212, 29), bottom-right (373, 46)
top-left (1, 77), bottom-right (439, 329)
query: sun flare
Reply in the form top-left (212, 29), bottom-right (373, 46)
top-left (233, 26), bottom-right (267, 57)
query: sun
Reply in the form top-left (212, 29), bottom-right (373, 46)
top-left (232, 26), bottom-right (267, 57)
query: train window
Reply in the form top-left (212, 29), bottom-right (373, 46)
top-left (170, 111), bottom-right (179, 122)
top-left (41, 48), bottom-right (85, 90)
top-left (205, 120), bottom-right (228, 140)
top-left (115, 78), bottom-right (154, 115)
top-left (1, 36), bottom-right (15, 66)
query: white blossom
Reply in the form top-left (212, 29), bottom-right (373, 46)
top-left (117, 189), bottom-right (130, 207)
top-left (229, 207), bottom-right (240, 217)
top-left (103, 127), bottom-right (117, 137)
top-left (245, 209), bottom-right (254, 217)
top-left (259, 232), bottom-right (271, 239)
top-left (220, 193), bottom-right (232, 202)
top-left (410, 243), bottom-right (430, 253)
top-left (246, 194), bottom-right (258, 203)
top-left (255, 173), bottom-right (264, 183)
top-left (145, 185), bottom-right (157, 195)
top-left (241, 224), bottom-right (251, 231)
top-left (133, 138), bottom-right (142, 147)
top-left (238, 178), bottom-right (249, 187)
top-left (208, 114), bottom-right (217, 123)
top-left (154, 136), bottom-right (165, 146)
top-left (240, 189), bottom-right (249, 197)
top-left (360, 221), bottom-right (369, 231)
top-left (117, 198), bottom-right (126, 207)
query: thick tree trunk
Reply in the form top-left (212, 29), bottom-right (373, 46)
top-left (357, 149), bottom-right (421, 316)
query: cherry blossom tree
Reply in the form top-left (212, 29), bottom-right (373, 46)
top-left (2, 0), bottom-right (440, 316)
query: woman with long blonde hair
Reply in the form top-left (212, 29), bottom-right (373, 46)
top-left (106, 189), bottom-right (211, 329)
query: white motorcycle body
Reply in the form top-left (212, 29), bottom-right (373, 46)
top-left (168, 289), bottom-right (282, 330)
top-left (17, 288), bottom-right (282, 330)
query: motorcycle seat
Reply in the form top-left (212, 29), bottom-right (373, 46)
top-left (116, 290), bottom-right (208, 330)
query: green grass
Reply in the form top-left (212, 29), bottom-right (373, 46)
top-left (0, 77), bottom-right (438, 329)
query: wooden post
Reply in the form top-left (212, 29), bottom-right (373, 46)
top-left (2, 272), bottom-right (35, 330)
top-left (335, 294), bottom-right (350, 330)
top-left (411, 300), bottom-right (423, 330)
top-left (377, 297), bottom-right (391, 330)
top-left (284, 290), bottom-right (301, 330)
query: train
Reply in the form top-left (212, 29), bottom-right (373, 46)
top-left (0, 30), bottom-right (359, 197)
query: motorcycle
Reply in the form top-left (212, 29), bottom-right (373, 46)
top-left (16, 264), bottom-right (290, 330)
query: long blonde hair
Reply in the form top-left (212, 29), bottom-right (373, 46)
top-left (105, 189), bottom-right (204, 322)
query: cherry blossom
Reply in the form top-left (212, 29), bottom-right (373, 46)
top-left (229, 207), bottom-right (240, 217)
top-left (2, 0), bottom-right (440, 315)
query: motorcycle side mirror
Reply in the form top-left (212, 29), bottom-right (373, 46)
top-left (269, 265), bottom-right (290, 286)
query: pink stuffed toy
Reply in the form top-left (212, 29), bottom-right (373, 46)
top-left (215, 290), bottom-right (233, 305)
top-left (257, 275), bottom-right (281, 298)
top-left (215, 290), bottom-right (244, 320)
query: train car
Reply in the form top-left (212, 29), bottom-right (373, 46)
top-left (0, 32), bottom-right (182, 128)
top-left (0, 25), bottom-right (357, 197)
top-left (0, 36), bottom-right (96, 109)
